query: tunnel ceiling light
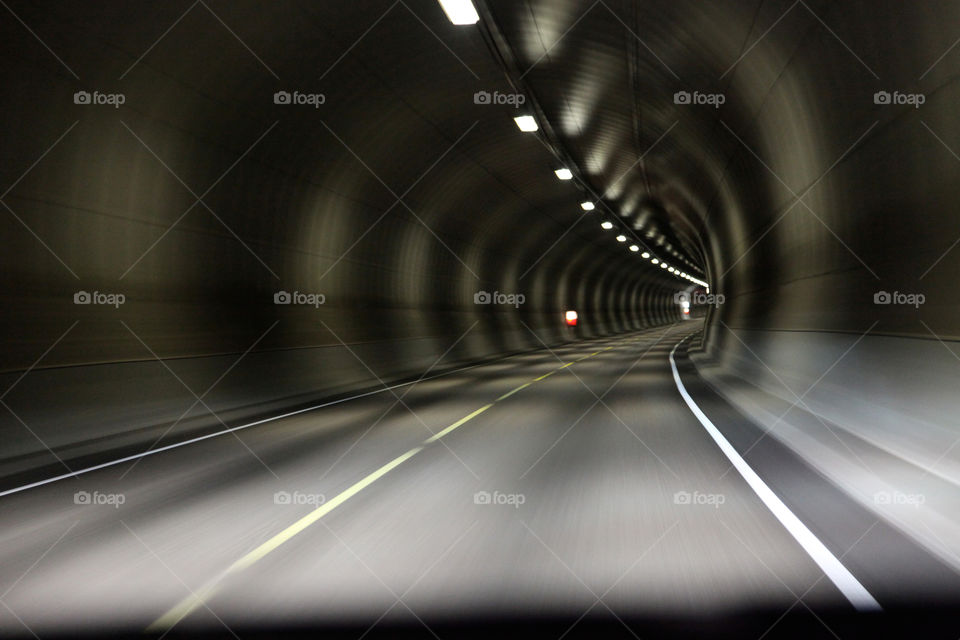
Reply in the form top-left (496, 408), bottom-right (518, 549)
top-left (601, 221), bottom-right (613, 230)
top-left (641, 251), bottom-right (650, 259)
top-left (580, 201), bottom-right (595, 211)
top-left (660, 263), bottom-right (668, 269)
top-left (554, 168), bottom-right (573, 180)
top-left (437, 0), bottom-right (480, 24)
top-left (651, 258), bottom-right (659, 265)
top-left (616, 235), bottom-right (627, 242)
top-left (629, 245), bottom-right (639, 252)
top-left (668, 267), bottom-right (675, 272)
top-left (514, 115), bottom-right (538, 132)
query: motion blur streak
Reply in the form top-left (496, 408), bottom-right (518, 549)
top-left (2, 0), bottom-right (960, 638)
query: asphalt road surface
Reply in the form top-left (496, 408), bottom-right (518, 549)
top-left (1, 320), bottom-right (957, 638)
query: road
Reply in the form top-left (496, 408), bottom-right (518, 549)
top-left (0, 320), bottom-right (953, 638)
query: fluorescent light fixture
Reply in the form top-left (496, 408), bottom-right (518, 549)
top-left (437, 0), bottom-right (479, 24)
top-left (514, 115), bottom-right (538, 132)
top-left (616, 235), bottom-right (627, 242)
top-left (555, 168), bottom-right (573, 180)
top-left (651, 258), bottom-right (659, 265)
top-left (601, 221), bottom-right (613, 230)
top-left (629, 245), bottom-right (639, 252)
top-left (641, 252), bottom-right (650, 259)
top-left (660, 263), bottom-right (668, 268)
top-left (580, 201), bottom-right (595, 211)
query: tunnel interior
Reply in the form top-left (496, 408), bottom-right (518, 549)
top-left (2, 0), bottom-right (960, 637)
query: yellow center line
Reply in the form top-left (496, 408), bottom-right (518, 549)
top-left (424, 404), bottom-right (493, 443)
top-left (149, 338), bottom-right (632, 631)
top-left (149, 444), bottom-right (426, 630)
top-left (497, 382), bottom-right (531, 401)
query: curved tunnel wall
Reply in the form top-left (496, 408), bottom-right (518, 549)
top-left (472, 0), bottom-right (960, 561)
top-left (0, 1), bottom-right (683, 478)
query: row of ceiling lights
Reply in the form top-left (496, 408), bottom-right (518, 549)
top-left (439, 0), bottom-right (710, 291)
top-left (514, 113), bottom-right (709, 289)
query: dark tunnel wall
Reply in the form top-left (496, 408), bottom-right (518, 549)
top-left (475, 0), bottom-right (960, 352)
top-left (0, 1), bottom-right (683, 475)
top-left (471, 0), bottom-right (960, 523)
top-left (477, 0), bottom-right (960, 510)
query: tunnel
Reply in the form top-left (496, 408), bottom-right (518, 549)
top-left (1, 0), bottom-right (959, 637)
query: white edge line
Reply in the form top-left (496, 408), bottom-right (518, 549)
top-left (0, 353), bottom-right (524, 499)
top-left (669, 335), bottom-right (881, 612)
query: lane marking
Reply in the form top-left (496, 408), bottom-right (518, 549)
top-left (149, 445), bottom-right (424, 631)
top-left (233, 447), bottom-right (424, 573)
top-left (669, 337), bottom-right (881, 611)
top-left (149, 333), bottom-right (643, 630)
top-left (497, 382), bottom-right (531, 401)
top-left (424, 405), bottom-right (492, 444)
top-left (0, 338), bottom-right (614, 499)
